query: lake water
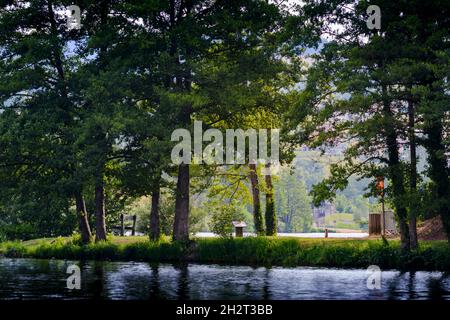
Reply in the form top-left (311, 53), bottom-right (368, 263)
top-left (0, 258), bottom-right (449, 300)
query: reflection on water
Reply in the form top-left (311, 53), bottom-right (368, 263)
top-left (0, 258), bottom-right (449, 300)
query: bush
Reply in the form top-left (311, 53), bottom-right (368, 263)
top-left (0, 224), bottom-right (37, 241)
top-left (0, 242), bottom-right (27, 258)
top-left (209, 203), bottom-right (245, 238)
top-left (68, 234), bottom-right (84, 246)
top-left (2, 236), bottom-right (449, 271)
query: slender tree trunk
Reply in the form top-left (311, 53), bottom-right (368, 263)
top-left (172, 112), bottom-right (191, 241)
top-left (285, 210), bottom-right (293, 233)
top-left (383, 89), bottom-right (410, 251)
top-left (173, 163), bottom-right (190, 241)
top-left (150, 188), bottom-right (161, 241)
top-left (408, 100), bottom-right (418, 249)
top-left (386, 137), bottom-right (410, 251)
top-left (167, 0), bottom-right (193, 242)
top-left (264, 163), bottom-right (277, 236)
top-left (47, 0), bottom-right (66, 86)
top-left (423, 119), bottom-right (450, 242)
top-left (249, 164), bottom-right (264, 235)
top-left (74, 190), bottom-right (92, 244)
top-left (94, 179), bottom-right (107, 242)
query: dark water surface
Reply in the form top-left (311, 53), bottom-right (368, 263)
top-left (0, 258), bottom-right (449, 300)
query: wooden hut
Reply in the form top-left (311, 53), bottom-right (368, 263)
top-left (232, 221), bottom-right (247, 237)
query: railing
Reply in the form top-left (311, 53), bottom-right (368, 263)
top-left (111, 214), bottom-right (137, 236)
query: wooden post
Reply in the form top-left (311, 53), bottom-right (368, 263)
top-left (325, 228), bottom-right (328, 238)
top-left (235, 226), bottom-right (243, 237)
top-left (376, 176), bottom-right (386, 236)
top-left (132, 215), bottom-right (137, 236)
top-left (120, 213), bottom-right (124, 236)
top-left (369, 213), bottom-right (381, 235)
top-left (381, 197), bottom-right (386, 236)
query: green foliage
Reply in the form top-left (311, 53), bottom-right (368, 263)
top-left (159, 193), bottom-right (176, 237)
top-left (0, 237), bottom-right (184, 262)
top-left (209, 203), bottom-right (245, 238)
top-left (1, 237), bottom-right (449, 270)
top-left (0, 0), bottom-right (448, 247)
top-left (0, 224), bottom-right (38, 242)
top-left (293, 0), bottom-right (450, 247)
top-left (265, 197), bottom-right (277, 236)
top-left (189, 205), bottom-right (209, 235)
top-left (0, 242), bottom-right (27, 258)
top-left (275, 170), bottom-right (313, 232)
top-left (324, 213), bottom-right (359, 230)
top-left (195, 238), bottom-right (450, 270)
top-left (127, 197), bottom-right (151, 234)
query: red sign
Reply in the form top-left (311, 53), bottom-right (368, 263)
top-left (376, 176), bottom-right (384, 196)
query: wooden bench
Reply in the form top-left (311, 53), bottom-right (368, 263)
top-left (112, 214), bottom-right (137, 236)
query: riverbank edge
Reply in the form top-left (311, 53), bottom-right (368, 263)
top-left (1, 237), bottom-right (449, 271)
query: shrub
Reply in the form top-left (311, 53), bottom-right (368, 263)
top-left (1, 242), bottom-right (27, 258)
top-left (0, 224), bottom-right (37, 241)
top-left (209, 204), bottom-right (244, 238)
top-left (2, 236), bottom-right (449, 271)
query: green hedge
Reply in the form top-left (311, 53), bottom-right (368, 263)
top-left (1, 237), bottom-right (449, 271)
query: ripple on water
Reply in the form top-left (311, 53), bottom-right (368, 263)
top-left (0, 259), bottom-right (449, 300)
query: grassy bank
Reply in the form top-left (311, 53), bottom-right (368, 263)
top-left (1, 236), bottom-right (449, 271)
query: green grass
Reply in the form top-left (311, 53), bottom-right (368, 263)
top-left (1, 236), bottom-right (449, 271)
top-left (325, 213), bottom-right (360, 230)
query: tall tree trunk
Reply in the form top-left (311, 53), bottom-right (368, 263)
top-left (386, 134), bottom-right (410, 251)
top-left (95, 179), bottom-right (107, 242)
top-left (423, 119), bottom-right (450, 242)
top-left (173, 163), bottom-right (190, 241)
top-left (264, 163), bottom-right (277, 236)
top-left (249, 164), bottom-right (264, 235)
top-left (150, 187), bottom-right (161, 241)
top-left (167, 0), bottom-right (193, 242)
top-left (172, 111), bottom-right (191, 241)
top-left (74, 190), bottom-right (92, 244)
top-left (408, 100), bottom-right (418, 249)
top-left (382, 89), bottom-right (410, 251)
